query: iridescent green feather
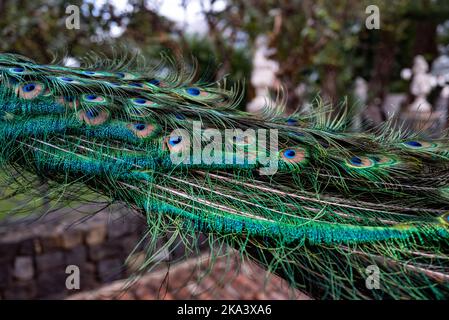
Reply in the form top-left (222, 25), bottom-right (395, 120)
top-left (1, 52), bottom-right (449, 299)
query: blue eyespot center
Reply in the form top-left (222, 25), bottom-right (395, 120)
top-left (175, 114), bottom-right (186, 120)
top-left (169, 136), bottom-right (183, 146)
top-left (116, 72), bottom-right (125, 78)
top-left (134, 98), bottom-right (147, 105)
top-left (284, 149), bottom-right (296, 159)
top-left (286, 118), bottom-right (297, 125)
top-left (186, 87), bottom-right (200, 96)
top-left (350, 156), bottom-right (363, 165)
top-left (12, 67), bottom-right (24, 73)
top-left (134, 123), bottom-right (146, 131)
top-left (149, 79), bottom-right (160, 86)
top-left (405, 141), bottom-right (422, 147)
top-left (130, 83), bottom-right (143, 88)
top-left (86, 94), bottom-right (97, 101)
top-left (84, 71), bottom-right (95, 75)
top-left (23, 83), bottom-right (36, 92)
top-left (60, 77), bottom-right (74, 82)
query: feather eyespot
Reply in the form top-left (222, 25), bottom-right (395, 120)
top-left (57, 76), bottom-right (83, 85)
top-left (8, 67), bottom-right (26, 74)
top-left (59, 76), bottom-right (74, 82)
top-left (185, 87), bottom-right (214, 98)
top-left (12, 67), bottom-right (24, 72)
top-left (128, 98), bottom-right (158, 117)
top-left (133, 98), bottom-right (146, 104)
top-left (185, 87), bottom-right (212, 98)
top-left (134, 123), bottom-right (146, 131)
top-left (82, 94), bottom-right (107, 104)
top-left (80, 70), bottom-right (111, 77)
top-left (404, 141), bottom-right (422, 148)
top-left (131, 98), bottom-right (156, 106)
top-left (78, 108), bottom-right (109, 125)
top-left (116, 72), bottom-right (138, 80)
top-left (345, 156), bottom-right (374, 169)
top-left (164, 134), bottom-right (190, 153)
top-left (402, 140), bottom-right (436, 150)
top-left (16, 82), bottom-right (44, 99)
top-left (169, 136), bottom-right (183, 146)
top-left (129, 98), bottom-right (158, 117)
top-left (186, 87), bottom-right (200, 96)
top-left (23, 83), bottom-right (35, 92)
top-left (284, 149), bottom-right (296, 158)
top-left (128, 122), bottom-right (157, 138)
top-left (350, 156), bottom-right (362, 165)
top-left (280, 147), bottom-right (307, 164)
top-left (286, 118), bottom-right (298, 125)
top-left (172, 113), bottom-right (192, 123)
top-left (370, 155), bottom-right (397, 167)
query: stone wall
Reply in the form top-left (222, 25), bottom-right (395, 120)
top-left (0, 205), bottom-right (202, 299)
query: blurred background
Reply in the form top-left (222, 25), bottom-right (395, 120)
top-left (0, 0), bottom-right (449, 299)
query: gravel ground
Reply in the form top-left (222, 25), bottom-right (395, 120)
top-left (67, 251), bottom-right (310, 300)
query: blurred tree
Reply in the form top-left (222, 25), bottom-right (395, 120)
top-left (0, 0), bottom-right (131, 62)
top-left (0, 0), bottom-right (448, 118)
top-left (121, 0), bottom-right (181, 55)
top-left (196, 0), bottom-right (371, 110)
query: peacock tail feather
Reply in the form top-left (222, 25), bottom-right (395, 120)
top-left (1, 52), bottom-right (449, 299)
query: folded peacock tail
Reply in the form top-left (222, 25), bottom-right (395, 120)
top-left (1, 52), bottom-right (449, 299)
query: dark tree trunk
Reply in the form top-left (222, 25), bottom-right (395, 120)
top-left (413, 21), bottom-right (438, 58)
top-left (365, 31), bottom-right (397, 125)
top-left (321, 64), bottom-right (339, 106)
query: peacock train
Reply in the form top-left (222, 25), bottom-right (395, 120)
top-left (1, 52), bottom-right (449, 299)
